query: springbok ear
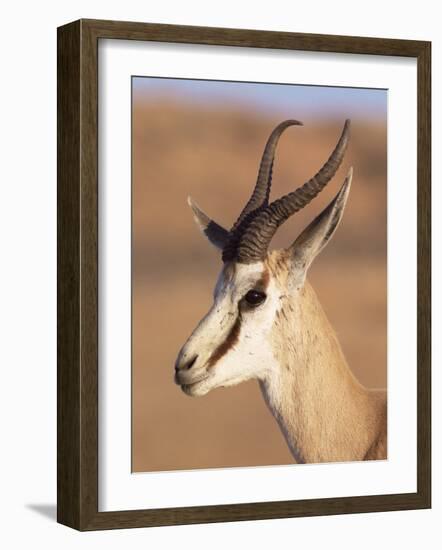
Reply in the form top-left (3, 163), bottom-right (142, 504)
top-left (187, 197), bottom-right (230, 250)
top-left (289, 168), bottom-right (353, 281)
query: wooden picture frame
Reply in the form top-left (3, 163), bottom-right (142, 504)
top-left (57, 18), bottom-right (431, 530)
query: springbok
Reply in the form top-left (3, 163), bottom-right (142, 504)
top-left (174, 119), bottom-right (387, 463)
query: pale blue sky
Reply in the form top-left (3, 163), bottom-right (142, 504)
top-left (133, 76), bottom-right (387, 121)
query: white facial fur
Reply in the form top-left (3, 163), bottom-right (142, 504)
top-left (174, 261), bottom-right (282, 396)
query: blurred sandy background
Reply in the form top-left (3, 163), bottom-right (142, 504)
top-left (132, 78), bottom-right (387, 472)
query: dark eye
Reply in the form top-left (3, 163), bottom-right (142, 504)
top-left (244, 289), bottom-right (266, 307)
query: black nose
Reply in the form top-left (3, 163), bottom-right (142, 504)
top-left (176, 354), bottom-right (198, 371)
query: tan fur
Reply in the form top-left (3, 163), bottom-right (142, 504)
top-left (261, 251), bottom-right (387, 463)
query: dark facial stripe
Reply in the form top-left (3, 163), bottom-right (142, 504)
top-left (207, 314), bottom-right (242, 368)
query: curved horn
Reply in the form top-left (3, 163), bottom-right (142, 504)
top-left (223, 119), bottom-right (303, 262)
top-left (229, 119), bottom-right (303, 233)
top-left (231, 119), bottom-right (351, 264)
top-left (188, 197), bottom-right (229, 250)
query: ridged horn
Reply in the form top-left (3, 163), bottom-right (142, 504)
top-left (229, 119), bottom-right (303, 234)
top-left (229, 119), bottom-right (350, 264)
top-left (223, 119), bottom-right (303, 261)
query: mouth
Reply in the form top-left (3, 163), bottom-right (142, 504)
top-left (177, 374), bottom-right (211, 396)
top-left (174, 367), bottom-right (208, 385)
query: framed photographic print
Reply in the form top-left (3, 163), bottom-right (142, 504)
top-left (57, 19), bottom-right (431, 530)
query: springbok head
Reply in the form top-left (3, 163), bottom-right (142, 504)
top-left (175, 119), bottom-right (353, 396)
